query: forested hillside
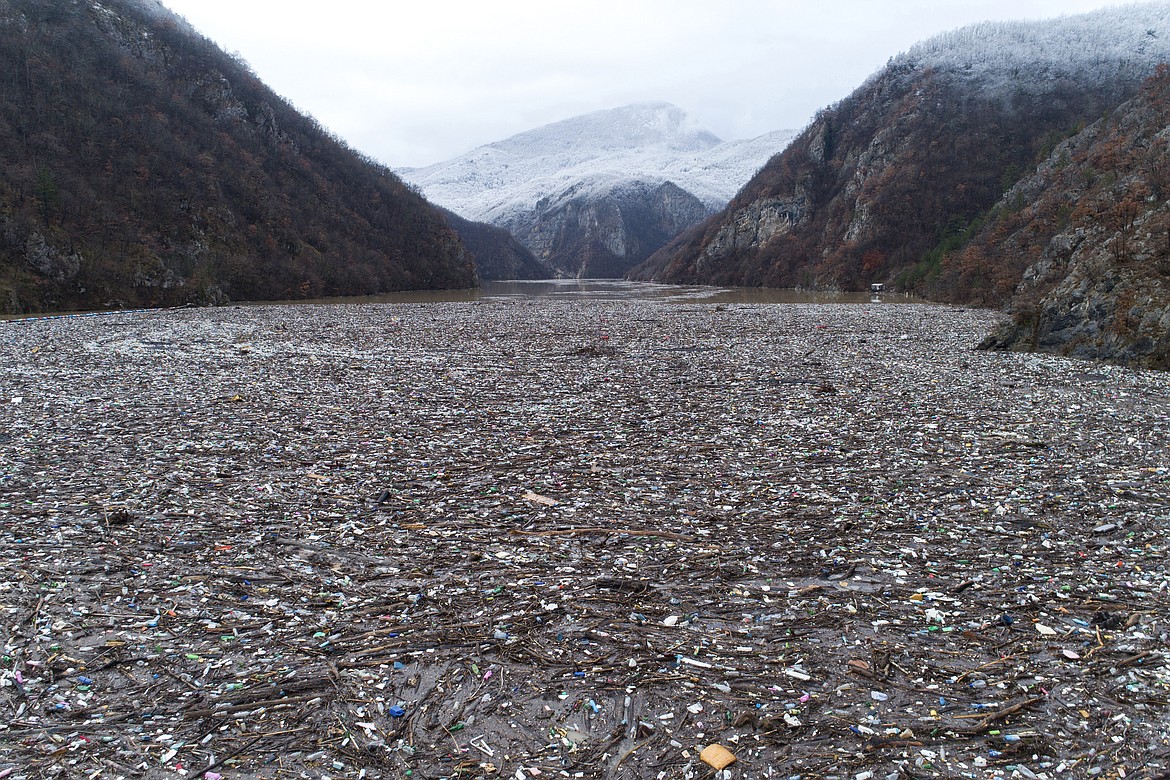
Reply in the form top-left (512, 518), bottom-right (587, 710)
top-left (439, 209), bottom-right (551, 281)
top-left (0, 0), bottom-right (475, 314)
top-left (630, 5), bottom-right (1170, 303)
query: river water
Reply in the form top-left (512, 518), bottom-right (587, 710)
top-left (1, 280), bottom-right (916, 322)
top-left (266, 279), bottom-right (916, 307)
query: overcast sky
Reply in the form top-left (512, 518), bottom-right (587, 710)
top-left (161, 0), bottom-right (1129, 167)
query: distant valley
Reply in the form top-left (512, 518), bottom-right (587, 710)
top-left (399, 104), bottom-right (796, 279)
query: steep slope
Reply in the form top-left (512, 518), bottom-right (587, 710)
top-left (0, 0), bottom-right (475, 314)
top-left (400, 104), bottom-right (795, 278)
top-left (970, 68), bottom-right (1170, 368)
top-left (439, 209), bottom-right (550, 281)
top-left (631, 5), bottom-right (1170, 295)
top-left (505, 178), bottom-right (712, 279)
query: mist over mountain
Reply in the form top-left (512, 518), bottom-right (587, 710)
top-left (0, 0), bottom-right (475, 313)
top-left (400, 103), bottom-right (797, 278)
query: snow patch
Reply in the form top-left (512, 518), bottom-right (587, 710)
top-left (895, 4), bottom-right (1170, 90)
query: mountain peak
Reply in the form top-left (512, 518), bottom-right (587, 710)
top-left (400, 104), bottom-right (793, 225)
top-left (629, 3), bottom-right (1170, 366)
top-left (488, 102), bottom-right (722, 160)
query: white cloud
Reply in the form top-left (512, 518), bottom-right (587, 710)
top-left (161, 0), bottom-right (1132, 166)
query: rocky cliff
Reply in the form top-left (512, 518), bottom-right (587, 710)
top-left (630, 6), bottom-right (1170, 299)
top-left (502, 178), bottom-right (712, 279)
top-left (0, 0), bottom-right (476, 313)
top-left (972, 68), bottom-right (1170, 368)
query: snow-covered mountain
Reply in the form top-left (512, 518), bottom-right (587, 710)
top-left (897, 6), bottom-right (1170, 88)
top-left (402, 102), bottom-right (794, 222)
top-left (398, 102), bottom-right (796, 277)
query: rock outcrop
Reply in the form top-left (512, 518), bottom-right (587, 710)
top-left (691, 194), bottom-right (810, 277)
top-left (503, 179), bottom-right (713, 278)
top-left (973, 69), bottom-right (1170, 368)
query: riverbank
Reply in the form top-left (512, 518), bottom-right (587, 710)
top-left (1, 298), bottom-right (1167, 779)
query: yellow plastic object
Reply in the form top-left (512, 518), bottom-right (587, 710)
top-left (700, 743), bottom-right (737, 770)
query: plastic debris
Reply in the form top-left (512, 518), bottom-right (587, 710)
top-left (700, 743), bottom-right (737, 770)
top-left (0, 287), bottom-right (1167, 779)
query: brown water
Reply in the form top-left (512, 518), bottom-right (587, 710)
top-left (260, 279), bottom-right (916, 306)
